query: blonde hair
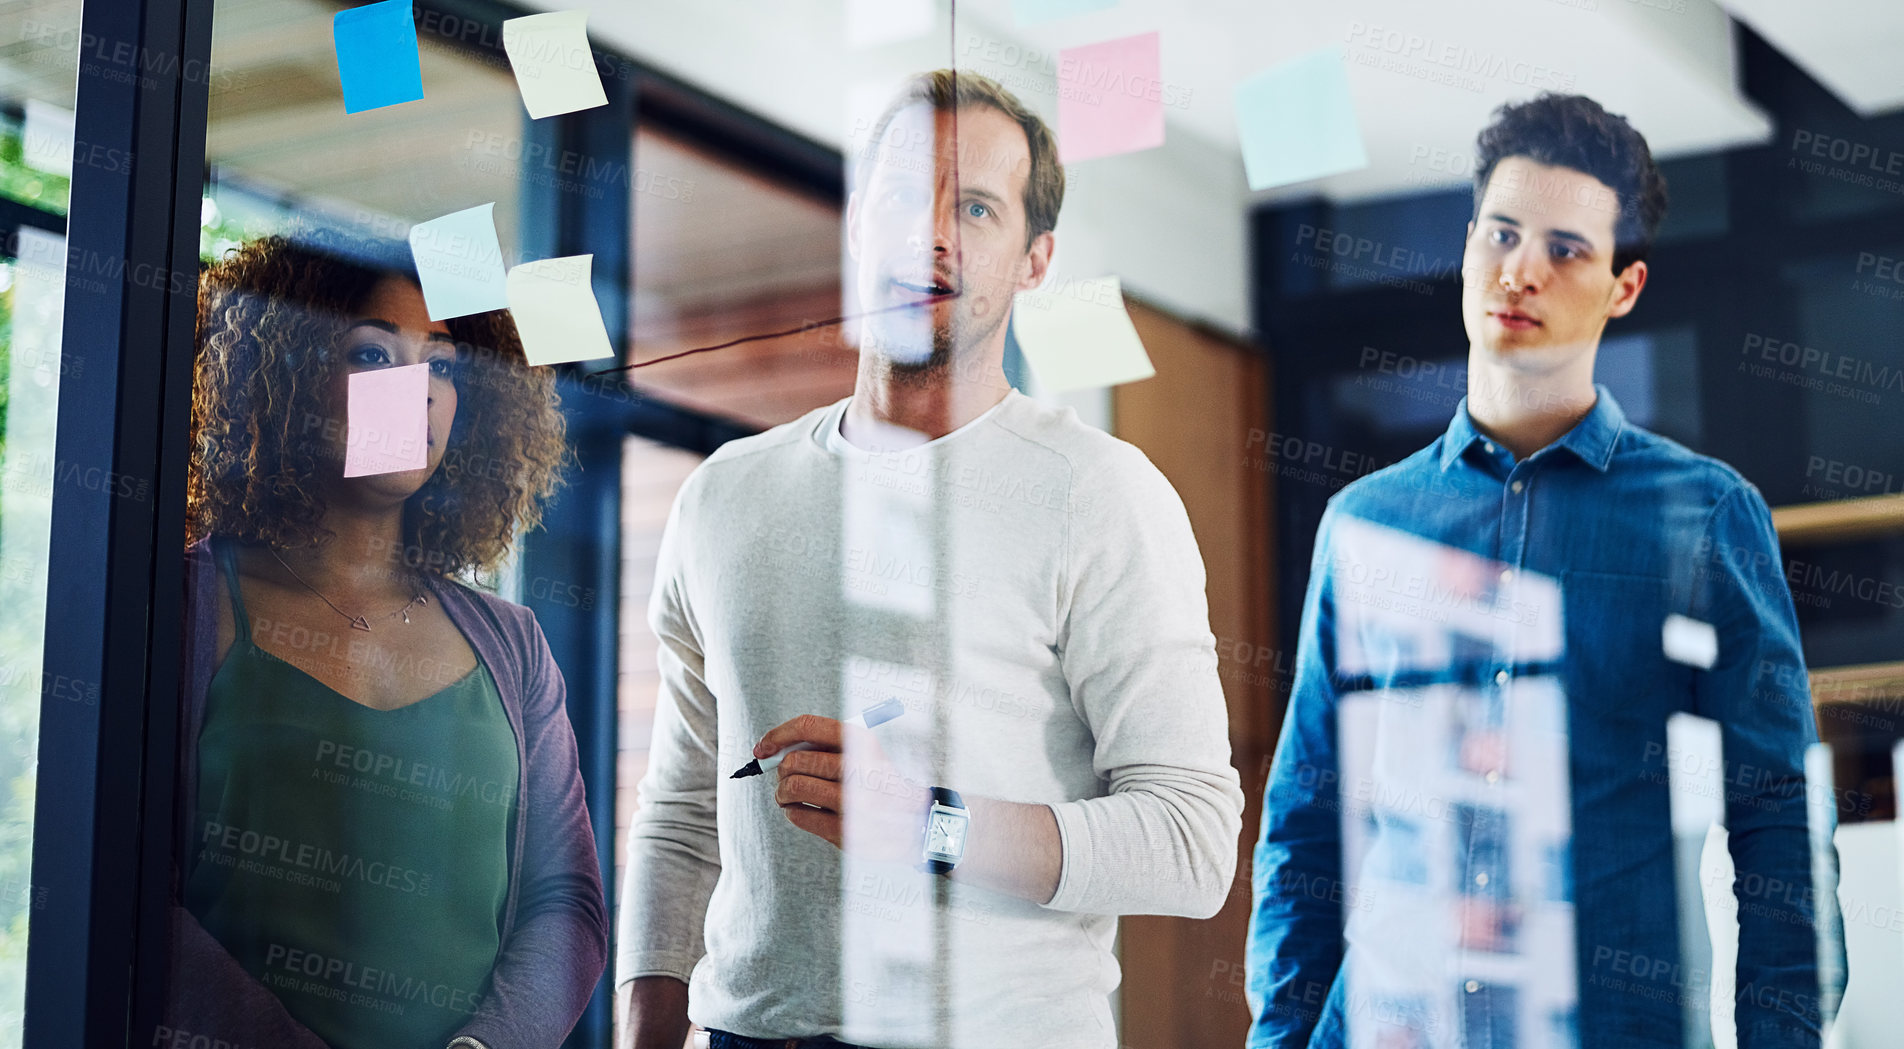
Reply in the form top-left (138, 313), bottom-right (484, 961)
top-left (857, 69), bottom-right (1065, 247)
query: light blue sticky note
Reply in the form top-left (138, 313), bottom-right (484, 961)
top-left (408, 204), bottom-right (509, 320)
top-left (1014, 0), bottom-right (1118, 26)
top-left (334, 0), bottom-right (425, 114)
top-left (1234, 48), bottom-right (1369, 191)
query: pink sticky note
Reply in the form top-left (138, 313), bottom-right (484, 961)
top-left (344, 364), bottom-right (429, 477)
top-left (1057, 31), bottom-right (1165, 163)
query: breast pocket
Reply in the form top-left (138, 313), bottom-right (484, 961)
top-left (1558, 570), bottom-right (1692, 730)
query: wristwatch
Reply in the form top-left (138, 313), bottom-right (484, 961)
top-left (920, 786), bottom-right (969, 875)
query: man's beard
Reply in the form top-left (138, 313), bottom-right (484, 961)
top-left (861, 300), bottom-right (1002, 386)
top-left (880, 323), bottom-right (954, 385)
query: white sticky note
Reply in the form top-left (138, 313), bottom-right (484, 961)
top-left (1664, 712), bottom-right (1724, 833)
top-left (409, 203), bottom-right (509, 321)
top-left (344, 364), bottom-right (429, 478)
top-left (501, 11), bottom-right (609, 119)
top-left (1662, 614), bottom-right (1718, 670)
top-left (846, 0), bottom-right (933, 47)
top-left (506, 254), bottom-right (614, 366)
top-left (23, 99), bottom-right (75, 177)
top-left (1011, 275), bottom-right (1153, 393)
top-left (1894, 743), bottom-right (1903, 899)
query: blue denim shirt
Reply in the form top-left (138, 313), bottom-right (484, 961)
top-left (1246, 388), bottom-right (1842, 1049)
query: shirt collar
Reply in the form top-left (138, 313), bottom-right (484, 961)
top-left (1438, 383), bottom-right (1626, 473)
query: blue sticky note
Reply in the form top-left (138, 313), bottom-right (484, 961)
top-left (1013, 0), bottom-right (1117, 25)
top-left (1234, 48), bottom-right (1369, 191)
top-left (408, 203), bottom-right (509, 320)
top-left (334, 0), bottom-right (424, 114)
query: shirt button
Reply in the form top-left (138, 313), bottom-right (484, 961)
top-left (1483, 441), bottom-right (1496, 454)
top-left (1495, 669), bottom-right (1510, 685)
top-left (1466, 980), bottom-right (1482, 993)
top-left (1499, 568), bottom-right (1515, 583)
top-left (1510, 480), bottom-right (1524, 494)
top-left (1485, 769), bottom-right (1501, 784)
top-left (1475, 872), bottom-right (1490, 887)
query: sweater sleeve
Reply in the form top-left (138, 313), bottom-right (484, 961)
top-left (614, 482), bottom-right (722, 987)
top-left (453, 614), bottom-right (609, 1049)
top-left (1043, 445), bottom-right (1245, 919)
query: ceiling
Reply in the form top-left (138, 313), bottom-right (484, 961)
top-left (1720, 0), bottom-right (1904, 117)
top-left (559, 0), bottom-right (1904, 208)
top-left (201, 0), bottom-right (529, 247)
top-left (0, 0), bottom-right (1896, 425)
top-left (953, 0), bottom-right (1778, 204)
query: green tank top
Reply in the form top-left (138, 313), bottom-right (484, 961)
top-left (185, 540), bottom-right (518, 1049)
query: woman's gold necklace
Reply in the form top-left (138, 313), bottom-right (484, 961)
top-left (267, 547), bottom-right (427, 632)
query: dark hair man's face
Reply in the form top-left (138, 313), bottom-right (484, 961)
top-left (846, 103), bottom-right (1052, 375)
top-left (1461, 156), bottom-right (1647, 372)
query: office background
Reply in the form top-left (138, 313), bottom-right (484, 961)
top-left (0, 1), bottom-right (1898, 1047)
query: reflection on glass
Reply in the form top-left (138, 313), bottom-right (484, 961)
top-left (1331, 519), bottom-right (1575, 1049)
top-left (0, 0), bottom-right (80, 1038)
top-left (0, 224), bottom-right (66, 1049)
top-left (168, 234), bottom-right (603, 1047)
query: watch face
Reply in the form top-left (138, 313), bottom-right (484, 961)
top-left (926, 812), bottom-right (966, 856)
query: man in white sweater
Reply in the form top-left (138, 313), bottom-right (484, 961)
top-left (615, 69), bottom-right (1244, 1049)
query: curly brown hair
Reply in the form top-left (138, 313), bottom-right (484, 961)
top-left (188, 233), bottom-right (567, 576)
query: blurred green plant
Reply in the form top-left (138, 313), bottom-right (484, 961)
top-left (0, 125), bottom-right (70, 217)
top-left (0, 270), bottom-right (34, 1049)
top-left (200, 198), bottom-right (253, 265)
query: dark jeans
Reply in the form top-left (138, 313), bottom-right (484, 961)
top-left (705, 1029), bottom-right (879, 1049)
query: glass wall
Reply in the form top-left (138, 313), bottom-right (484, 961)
top-left (0, 1), bottom-right (81, 1042)
top-left (162, 4), bottom-right (588, 1047)
top-left (13, 2), bottom-right (1903, 1048)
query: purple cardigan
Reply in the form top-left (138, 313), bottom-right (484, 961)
top-left (167, 538), bottom-right (608, 1049)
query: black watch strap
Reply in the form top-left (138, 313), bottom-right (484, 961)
top-left (922, 787), bottom-right (967, 875)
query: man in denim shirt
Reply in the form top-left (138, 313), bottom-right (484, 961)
top-left (1247, 94), bottom-right (1844, 1049)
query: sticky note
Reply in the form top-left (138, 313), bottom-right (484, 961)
top-left (1057, 32), bottom-right (1165, 163)
top-left (1011, 275), bottom-right (1153, 393)
top-left (501, 11), bottom-right (609, 119)
top-left (1234, 48), bottom-right (1369, 190)
top-left (1664, 713), bottom-right (1724, 833)
top-left (409, 204), bottom-right (509, 321)
top-left (1662, 614), bottom-right (1719, 670)
top-left (1014, 0), bottom-right (1117, 26)
top-left (333, 0), bottom-right (424, 114)
top-left (22, 100), bottom-right (74, 177)
top-left (1894, 744), bottom-right (1903, 888)
top-left (344, 364), bottom-right (429, 478)
top-left (846, 0), bottom-right (933, 47)
top-left (507, 254), bottom-right (614, 366)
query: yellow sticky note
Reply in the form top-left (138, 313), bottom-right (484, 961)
top-left (501, 10), bottom-right (608, 119)
top-left (506, 254), bottom-right (614, 366)
top-left (1011, 275), bottom-right (1154, 393)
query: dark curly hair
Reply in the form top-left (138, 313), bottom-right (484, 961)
top-left (1473, 93), bottom-right (1669, 276)
top-left (188, 232), bottom-right (567, 576)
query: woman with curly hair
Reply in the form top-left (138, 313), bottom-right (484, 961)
top-left (168, 232), bottom-right (606, 1049)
